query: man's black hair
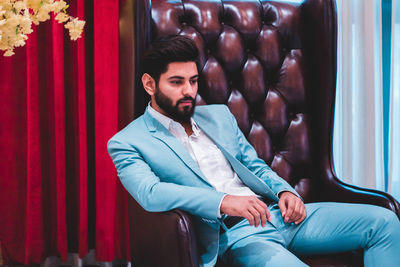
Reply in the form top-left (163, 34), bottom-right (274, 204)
top-left (142, 35), bottom-right (199, 83)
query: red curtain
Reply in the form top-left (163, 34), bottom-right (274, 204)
top-left (0, 0), bottom-right (131, 264)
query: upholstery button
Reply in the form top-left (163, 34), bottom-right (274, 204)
top-left (182, 22), bottom-right (187, 26)
top-left (221, 22), bottom-right (224, 25)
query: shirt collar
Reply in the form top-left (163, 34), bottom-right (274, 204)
top-left (147, 102), bottom-right (200, 136)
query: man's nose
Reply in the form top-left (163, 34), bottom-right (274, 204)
top-left (182, 81), bottom-right (195, 95)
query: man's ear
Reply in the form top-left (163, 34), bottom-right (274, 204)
top-left (142, 73), bottom-right (156, 96)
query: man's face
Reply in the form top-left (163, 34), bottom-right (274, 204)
top-left (152, 62), bottom-right (198, 123)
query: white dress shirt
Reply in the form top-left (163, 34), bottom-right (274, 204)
top-left (148, 104), bottom-right (261, 215)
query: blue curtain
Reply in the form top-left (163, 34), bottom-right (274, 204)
top-left (388, 0), bottom-right (400, 200)
top-left (334, 0), bottom-right (399, 201)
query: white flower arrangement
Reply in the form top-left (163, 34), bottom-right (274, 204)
top-left (0, 0), bottom-right (85, 56)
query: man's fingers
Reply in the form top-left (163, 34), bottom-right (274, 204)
top-left (277, 193), bottom-right (306, 224)
top-left (253, 203), bottom-right (268, 227)
top-left (284, 200), bottom-right (295, 222)
top-left (255, 198), bottom-right (268, 209)
top-left (295, 205), bottom-right (307, 224)
top-left (290, 201), bottom-right (302, 222)
top-left (249, 208), bottom-right (261, 227)
top-left (255, 197), bottom-right (271, 222)
top-left (266, 209), bottom-right (271, 221)
top-left (278, 198), bottom-right (287, 218)
top-left (296, 214), bottom-right (306, 224)
top-left (222, 195), bottom-right (272, 227)
top-left (244, 211), bottom-right (255, 226)
top-left (248, 197), bottom-right (269, 227)
top-left (298, 204), bottom-right (306, 221)
top-left (245, 198), bottom-right (269, 227)
top-left (295, 212), bottom-right (306, 224)
top-left (293, 211), bottom-right (302, 223)
top-left (293, 204), bottom-right (305, 224)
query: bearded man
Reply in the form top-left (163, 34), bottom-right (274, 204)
top-left (108, 35), bottom-right (400, 267)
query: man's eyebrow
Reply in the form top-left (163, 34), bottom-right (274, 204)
top-left (167, 75), bottom-right (199, 80)
top-left (167, 76), bottom-right (184, 80)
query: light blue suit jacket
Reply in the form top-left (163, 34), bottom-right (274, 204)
top-left (107, 104), bottom-right (299, 266)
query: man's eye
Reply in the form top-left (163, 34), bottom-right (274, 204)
top-left (190, 79), bottom-right (198, 84)
top-left (171, 80), bottom-right (181, 85)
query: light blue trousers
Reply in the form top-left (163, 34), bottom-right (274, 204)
top-left (218, 202), bottom-right (400, 267)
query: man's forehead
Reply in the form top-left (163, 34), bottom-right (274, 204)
top-left (164, 61), bottom-right (198, 78)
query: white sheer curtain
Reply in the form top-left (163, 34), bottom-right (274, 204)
top-left (333, 0), bottom-right (385, 190)
top-left (389, 0), bottom-right (400, 200)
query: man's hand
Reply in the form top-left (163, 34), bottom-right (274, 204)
top-left (220, 195), bottom-right (270, 227)
top-left (278, 192), bottom-right (306, 224)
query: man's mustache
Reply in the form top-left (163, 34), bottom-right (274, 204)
top-left (176, 97), bottom-right (195, 105)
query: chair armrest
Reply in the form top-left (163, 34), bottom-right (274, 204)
top-left (128, 198), bottom-right (199, 267)
top-left (316, 171), bottom-right (400, 219)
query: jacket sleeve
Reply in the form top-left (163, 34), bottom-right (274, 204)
top-left (225, 106), bottom-right (301, 199)
top-left (107, 138), bottom-right (226, 220)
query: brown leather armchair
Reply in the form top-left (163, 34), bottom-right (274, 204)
top-left (119, 0), bottom-right (400, 266)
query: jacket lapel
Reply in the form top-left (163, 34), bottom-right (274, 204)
top-left (194, 113), bottom-right (279, 203)
top-left (144, 110), bottom-right (213, 187)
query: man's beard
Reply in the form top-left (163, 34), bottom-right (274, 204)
top-left (154, 85), bottom-right (196, 123)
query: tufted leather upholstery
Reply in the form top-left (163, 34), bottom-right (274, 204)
top-left (119, 0), bottom-right (400, 266)
top-left (151, 0), bottom-right (310, 196)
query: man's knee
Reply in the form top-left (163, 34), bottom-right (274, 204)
top-left (366, 206), bottom-right (400, 244)
top-left (370, 206), bottom-right (399, 228)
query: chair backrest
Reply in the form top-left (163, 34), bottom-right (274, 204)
top-left (131, 0), bottom-right (338, 203)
